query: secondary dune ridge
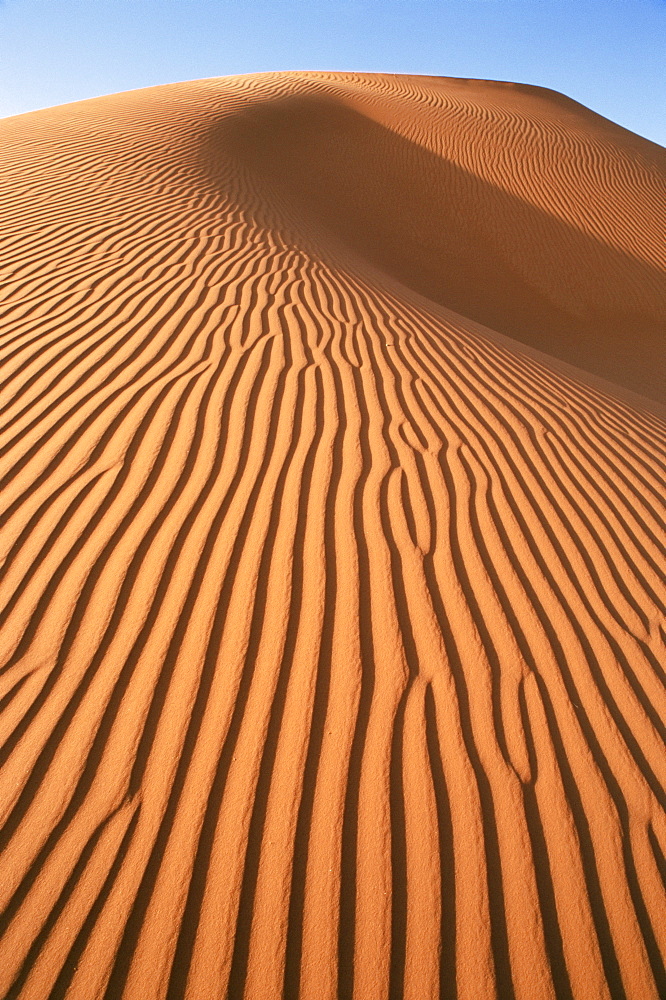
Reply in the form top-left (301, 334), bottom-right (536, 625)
top-left (0, 71), bottom-right (664, 1000)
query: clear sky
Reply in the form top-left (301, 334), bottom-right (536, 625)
top-left (0, 0), bottom-right (664, 146)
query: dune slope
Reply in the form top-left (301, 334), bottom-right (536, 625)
top-left (0, 72), bottom-right (664, 1000)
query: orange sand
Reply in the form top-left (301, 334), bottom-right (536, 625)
top-left (0, 72), bottom-right (664, 1000)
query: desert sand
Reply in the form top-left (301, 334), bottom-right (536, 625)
top-left (0, 71), bottom-right (664, 999)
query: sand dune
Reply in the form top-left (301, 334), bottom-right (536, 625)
top-left (0, 72), bottom-right (664, 1000)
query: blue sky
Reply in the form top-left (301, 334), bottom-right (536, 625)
top-left (0, 0), bottom-right (664, 146)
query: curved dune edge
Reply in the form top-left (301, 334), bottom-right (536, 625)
top-left (0, 72), bottom-right (664, 1000)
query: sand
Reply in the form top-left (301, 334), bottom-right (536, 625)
top-left (0, 71), bottom-right (664, 1000)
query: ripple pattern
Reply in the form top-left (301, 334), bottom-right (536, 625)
top-left (0, 73), bottom-right (664, 1000)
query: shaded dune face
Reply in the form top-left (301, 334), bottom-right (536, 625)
top-left (0, 72), bottom-right (664, 1000)
top-left (219, 88), bottom-right (666, 403)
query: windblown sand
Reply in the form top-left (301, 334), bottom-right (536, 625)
top-left (0, 72), bottom-right (664, 1000)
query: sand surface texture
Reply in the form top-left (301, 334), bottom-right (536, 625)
top-left (0, 72), bottom-right (665, 1000)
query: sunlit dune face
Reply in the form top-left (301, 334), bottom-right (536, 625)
top-left (0, 72), bottom-right (664, 1000)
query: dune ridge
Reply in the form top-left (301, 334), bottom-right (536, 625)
top-left (0, 72), bottom-right (664, 999)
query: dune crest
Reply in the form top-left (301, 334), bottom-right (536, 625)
top-left (0, 72), bottom-right (664, 1000)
